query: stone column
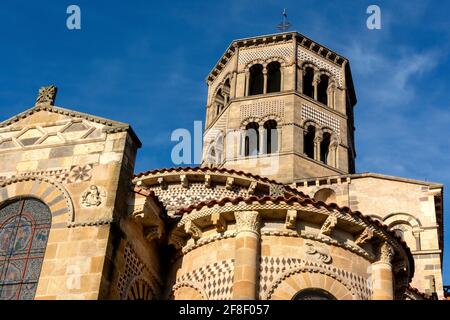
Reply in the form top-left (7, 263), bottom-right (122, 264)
top-left (371, 242), bottom-right (395, 300)
top-left (232, 210), bottom-right (261, 300)
top-left (314, 135), bottom-right (322, 161)
top-left (313, 72), bottom-right (320, 100)
top-left (245, 71), bottom-right (250, 96)
top-left (263, 67), bottom-right (268, 94)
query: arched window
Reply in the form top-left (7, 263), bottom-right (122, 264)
top-left (267, 62), bottom-right (281, 93)
top-left (263, 120), bottom-right (278, 154)
top-left (314, 188), bottom-right (337, 203)
top-left (0, 198), bottom-right (51, 300)
top-left (248, 64), bottom-right (264, 96)
top-left (214, 89), bottom-right (224, 116)
top-left (223, 79), bottom-right (231, 104)
top-left (303, 125), bottom-right (315, 159)
top-left (317, 74), bottom-right (329, 106)
top-left (244, 122), bottom-right (259, 156)
top-left (126, 278), bottom-right (154, 300)
top-left (303, 67), bottom-right (315, 99)
top-left (393, 229), bottom-right (405, 241)
top-left (320, 132), bottom-right (331, 164)
top-left (293, 288), bottom-right (337, 300)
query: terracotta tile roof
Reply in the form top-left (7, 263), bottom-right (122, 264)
top-left (174, 194), bottom-right (415, 280)
top-left (133, 166), bottom-right (281, 184)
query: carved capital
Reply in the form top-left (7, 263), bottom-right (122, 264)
top-left (378, 242), bottom-right (395, 264)
top-left (235, 211), bottom-right (261, 234)
top-left (320, 215), bottom-right (338, 236)
top-left (285, 210), bottom-right (297, 229)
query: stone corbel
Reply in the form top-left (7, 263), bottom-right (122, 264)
top-left (320, 215), bottom-right (338, 236)
top-left (226, 177), bottom-right (234, 190)
top-left (211, 212), bottom-right (227, 233)
top-left (355, 228), bottom-right (373, 246)
top-left (204, 174), bottom-right (211, 188)
top-left (157, 177), bottom-right (168, 190)
top-left (285, 210), bottom-right (298, 229)
top-left (180, 174), bottom-right (189, 188)
top-left (168, 231), bottom-right (187, 250)
top-left (248, 181), bottom-right (257, 195)
top-left (144, 225), bottom-right (163, 242)
top-left (184, 220), bottom-right (202, 240)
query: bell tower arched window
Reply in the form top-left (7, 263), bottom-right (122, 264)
top-left (248, 64), bottom-right (264, 96)
top-left (0, 198), bottom-right (51, 300)
top-left (303, 67), bottom-right (315, 99)
top-left (320, 132), bottom-right (331, 164)
top-left (263, 120), bottom-right (278, 154)
top-left (244, 122), bottom-right (259, 156)
top-left (304, 125), bottom-right (315, 159)
top-left (214, 89), bottom-right (225, 116)
top-left (317, 74), bottom-right (329, 106)
top-left (267, 62), bottom-right (281, 93)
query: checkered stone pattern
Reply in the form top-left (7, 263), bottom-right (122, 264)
top-left (301, 104), bottom-right (340, 136)
top-left (240, 100), bottom-right (285, 123)
top-left (176, 259), bottom-right (235, 300)
top-left (149, 183), bottom-right (265, 212)
top-left (117, 243), bottom-right (145, 299)
top-left (297, 47), bottom-right (343, 86)
top-left (259, 256), bottom-right (372, 300)
top-left (238, 44), bottom-right (293, 66)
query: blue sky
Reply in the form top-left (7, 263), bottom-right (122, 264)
top-left (0, 1), bottom-right (449, 285)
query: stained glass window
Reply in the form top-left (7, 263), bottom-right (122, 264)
top-left (0, 198), bottom-right (51, 300)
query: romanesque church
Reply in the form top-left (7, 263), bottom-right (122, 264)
top-left (0, 32), bottom-right (444, 300)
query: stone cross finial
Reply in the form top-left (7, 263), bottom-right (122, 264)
top-left (35, 85), bottom-right (57, 106)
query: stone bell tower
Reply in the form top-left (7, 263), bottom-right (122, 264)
top-left (201, 32), bottom-right (357, 183)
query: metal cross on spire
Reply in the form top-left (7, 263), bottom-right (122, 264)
top-left (277, 9), bottom-right (292, 32)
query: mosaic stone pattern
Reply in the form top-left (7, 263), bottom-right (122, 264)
top-left (174, 259), bottom-right (234, 300)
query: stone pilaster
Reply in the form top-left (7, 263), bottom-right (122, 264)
top-left (232, 210), bottom-right (261, 300)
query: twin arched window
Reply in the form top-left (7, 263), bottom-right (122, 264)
top-left (248, 62), bottom-right (282, 96)
top-left (302, 66), bottom-right (332, 107)
top-left (0, 198), bottom-right (51, 300)
top-left (244, 120), bottom-right (278, 156)
top-left (303, 125), bottom-right (335, 166)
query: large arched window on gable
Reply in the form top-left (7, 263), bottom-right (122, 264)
top-left (244, 122), bottom-right (260, 156)
top-left (0, 198), bottom-right (51, 300)
top-left (293, 288), bottom-right (337, 300)
top-left (303, 125), bottom-right (315, 159)
top-left (302, 66), bottom-right (315, 99)
top-left (248, 64), bottom-right (264, 96)
top-left (263, 120), bottom-right (278, 154)
top-left (267, 61), bottom-right (281, 93)
top-left (317, 74), bottom-right (330, 106)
